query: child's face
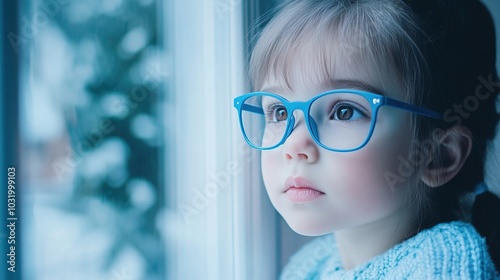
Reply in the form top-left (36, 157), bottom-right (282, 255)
top-left (260, 50), bottom-right (415, 236)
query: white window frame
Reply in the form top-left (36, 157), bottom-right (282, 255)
top-left (164, 1), bottom-right (279, 279)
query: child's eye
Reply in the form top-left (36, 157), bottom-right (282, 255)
top-left (329, 103), bottom-right (367, 121)
top-left (266, 104), bottom-right (288, 122)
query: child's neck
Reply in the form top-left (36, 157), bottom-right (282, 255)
top-left (334, 209), bottom-right (416, 270)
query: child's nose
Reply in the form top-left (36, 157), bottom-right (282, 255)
top-left (282, 114), bottom-right (319, 162)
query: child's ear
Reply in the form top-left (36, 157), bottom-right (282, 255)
top-left (420, 126), bottom-right (472, 187)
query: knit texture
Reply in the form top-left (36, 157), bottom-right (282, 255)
top-left (280, 221), bottom-right (500, 279)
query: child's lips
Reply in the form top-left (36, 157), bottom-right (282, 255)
top-left (283, 177), bottom-right (325, 202)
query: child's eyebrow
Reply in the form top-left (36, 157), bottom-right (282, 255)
top-left (259, 79), bottom-right (384, 96)
top-left (259, 85), bottom-right (283, 94)
top-left (330, 79), bottom-right (384, 96)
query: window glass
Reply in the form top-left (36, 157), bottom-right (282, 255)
top-left (20, 1), bottom-right (167, 279)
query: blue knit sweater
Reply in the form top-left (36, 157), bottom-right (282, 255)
top-left (280, 221), bottom-right (499, 279)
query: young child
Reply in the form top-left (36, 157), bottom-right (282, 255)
top-left (234, 0), bottom-right (500, 278)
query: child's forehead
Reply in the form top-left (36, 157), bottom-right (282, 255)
top-left (249, 1), bottom-right (419, 102)
top-left (258, 39), bottom-right (402, 99)
top-left (261, 78), bottom-right (383, 95)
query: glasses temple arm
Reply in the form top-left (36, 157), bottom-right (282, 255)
top-left (241, 103), bottom-right (264, 115)
top-left (385, 98), bottom-right (442, 120)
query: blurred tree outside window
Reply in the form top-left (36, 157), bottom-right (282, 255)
top-left (20, 0), bottom-right (168, 279)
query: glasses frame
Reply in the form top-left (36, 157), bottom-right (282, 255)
top-left (233, 89), bottom-right (442, 152)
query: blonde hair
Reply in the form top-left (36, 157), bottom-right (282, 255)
top-left (249, 0), bottom-right (426, 105)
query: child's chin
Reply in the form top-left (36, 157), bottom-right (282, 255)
top-left (285, 218), bottom-right (331, 237)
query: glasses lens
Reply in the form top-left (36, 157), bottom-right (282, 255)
top-left (240, 95), bottom-right (288, 148)
top-left (309, 93), bottom-right (373, 150)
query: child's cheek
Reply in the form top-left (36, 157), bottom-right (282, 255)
top-left (261, 150), bottom-right (283, 192)
top-left (332, 132), bottom-right (410, 219)
top-left (338, 160), bottom-right (394, 217)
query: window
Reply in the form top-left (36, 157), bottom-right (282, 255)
top-left (18, 1), bottom-right (166, 279)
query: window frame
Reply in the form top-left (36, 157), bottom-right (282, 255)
top-left (1, 1), bottom-right (22, 280)
top-left (164, 0), bottom-right (280, 279)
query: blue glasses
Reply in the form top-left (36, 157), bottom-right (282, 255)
top-left (233, 89), bottom-right (442, 152)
